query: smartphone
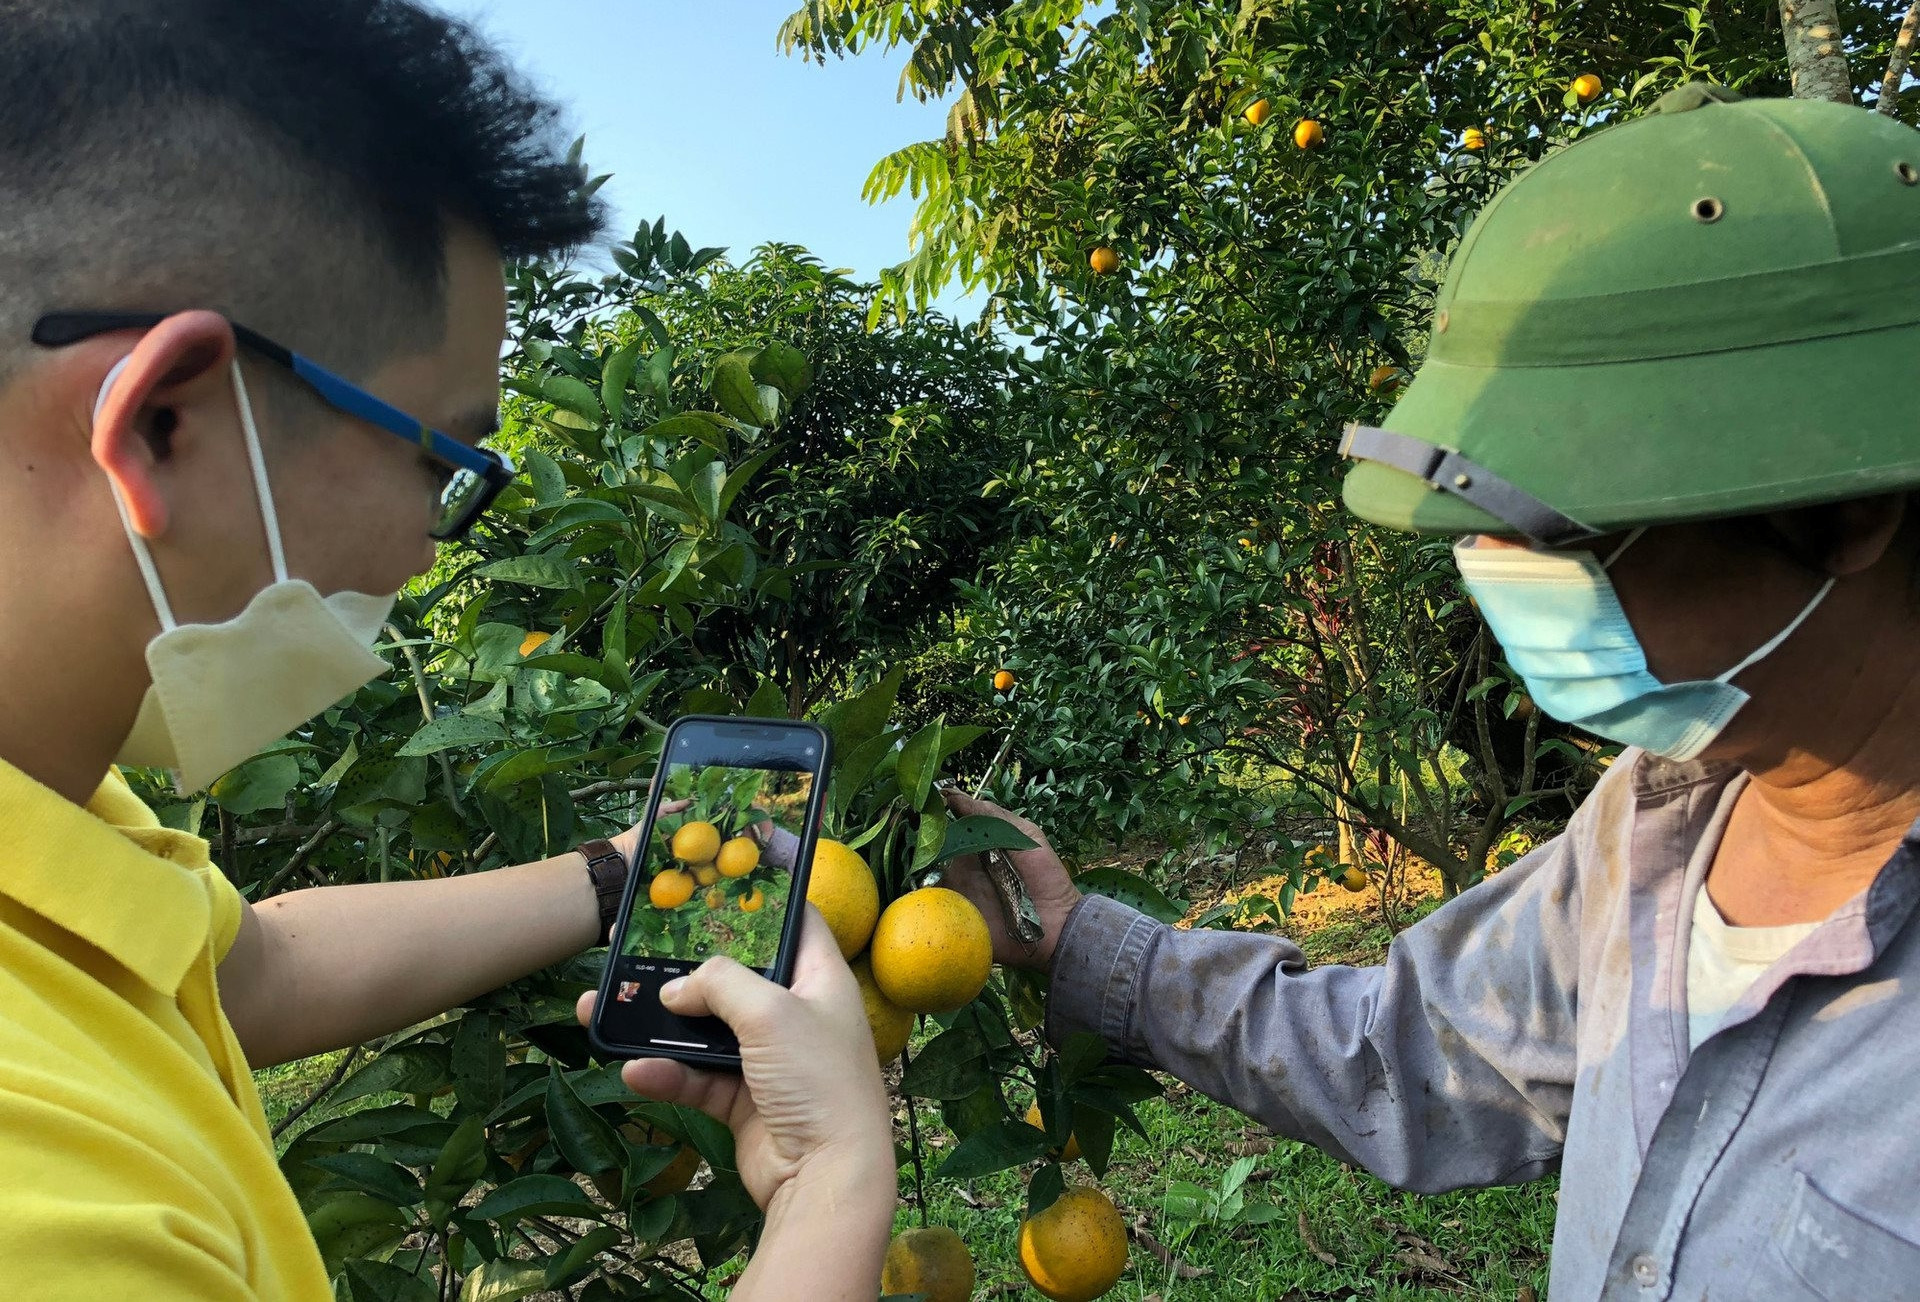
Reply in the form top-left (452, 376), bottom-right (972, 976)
top-left (589, 715), bottom-right (831, 1070)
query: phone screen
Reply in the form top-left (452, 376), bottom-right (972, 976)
top-left (598, 744), bottom-right (819, 1058)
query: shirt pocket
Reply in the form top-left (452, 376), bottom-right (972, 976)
top-left (1758, 1171), bottom-right (1920, 1302)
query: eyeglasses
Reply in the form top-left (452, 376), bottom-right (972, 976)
top-left (32, 311), bottom-right (517, 541)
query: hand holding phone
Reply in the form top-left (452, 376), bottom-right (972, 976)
top-left (590, 716), bottom-right (831, 1069)
top-left (574, 907), bottom-right (894, 1213)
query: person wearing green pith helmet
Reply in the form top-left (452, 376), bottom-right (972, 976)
top-left (942, 83), bottom-right (1920, 1299)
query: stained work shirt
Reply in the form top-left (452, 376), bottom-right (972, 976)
top-left (1048, 752), bottom-right (1920, 1300)
top-left (0, 762), bottom-right (330, 1298)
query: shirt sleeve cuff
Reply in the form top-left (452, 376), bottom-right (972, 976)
top-left (765, 825), bottom-right (801, 872)
top-left (1043, 892), bottom-right (1167, 1066)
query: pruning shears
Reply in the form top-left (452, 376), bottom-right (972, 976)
top-left (931, 734), bottom-right (1046, 952)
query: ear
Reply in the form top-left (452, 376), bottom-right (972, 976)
top-left (91, 311), bottom-right (238, 539)
top-left (1766, 494), bottom-right (1907, 578)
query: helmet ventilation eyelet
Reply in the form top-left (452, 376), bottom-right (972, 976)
top-left (1691, 196), bottom-right (1725, 223)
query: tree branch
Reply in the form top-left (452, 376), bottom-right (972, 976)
top-left (1880, 0), bottom-right (1920, 113)
top-left (270, 1043), bottom-right (363, 1139)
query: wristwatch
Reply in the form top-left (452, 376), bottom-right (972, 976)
top-left (578, 838), bottom-right (630, 937)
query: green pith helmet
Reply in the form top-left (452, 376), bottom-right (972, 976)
top-left (1341, 83), bottom-right (1920, 544)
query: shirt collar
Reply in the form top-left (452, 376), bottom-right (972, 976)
top-left (0, 759), bottom-right (215, 995)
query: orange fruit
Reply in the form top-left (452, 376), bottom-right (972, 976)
top-left (1088, 246), bottom-right (1120, 275)
top-left (994, 668), bottom-right (1016, 692)
top-left (692, 862), bottom-right (720, 887)
top-left (1341, 866), bottom-right (1369, 893)
top-left (1018, 1186), bottom-right (1129, 1301)
top-left (1293, 118), bottom-right (1324, 149)
top-left (1368, 364), bottom-right (1405, 393)
top-left (1177, 715), bottom-right (1191, 726)
top-left (853, 955), bottom-right (914, 1063)
top-left (739, 885), bottom-right (766, 913)
top-left (1463, 126), bottom-right (1488, 151)
top-left (1243, 97), bottom-right (1271, 127)
top-left (805, 838), bottom-right (881, 958)
top-left (869, 887), bottom-right (993, 1014)
top-left (1026, 1100), bottom-right (1082, 1162)
top-left (1573, 73), bottom-right (1603, 103)
top-left (882, 1226), bottom-right (975, 1302)
top-left (704, 886), bottom-right (726, 910)
top-left (649, 869), bottom-right (695, 909)
top-left (670, 820), bottom-right (721, 864)
top-left (716, 836), bottom-right (760, 878)
top-left (518, 631), bottom-right (551, 658)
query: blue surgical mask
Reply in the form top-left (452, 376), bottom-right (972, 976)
top-left (1452, 530), bottom-right (1834, 761)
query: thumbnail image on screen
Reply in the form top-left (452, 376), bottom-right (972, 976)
top-left (619, 761), bottom-right (812, 971)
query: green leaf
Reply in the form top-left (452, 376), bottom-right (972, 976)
top-left (710, 355), bottom-right (763, 426)
top-left (470, 1175), bottom-right (595, 1223)
top-left (743, 679), bottom-right (787, 718)
top-left (301, 1103), bottom-right (447, 1145)
top-left (1026, 1162), bottom-right (1066, 1217)
top-left (895, 718), bottom-right (946, 813)
top-left (524, 448), bottom-right (567, 508)
top-left (397, 714), bottom-right (508, 757)
top-left (306, 1193), bottom-right (408, 1277)
top-left (458, 1259), bottom-right (550, 1302)
top-left (601, 341), bottom-right (641, 424)
top-left (750, 341), bottom-right (813, 401)
top-left (451, 1011), bottom-right (505, 1115)
top-left (209, 753), bottom-right (302, 816)
top-left (899, 1028), bottom-right (991, 1101)
top-left (478, 554), bottom-right (581, 590)
top-left (819, 667), bottom-right (905, 753)
top-left (425, 1116), bottom-right (488, 1204)
top-left (932, 814), bottom-right (1038, 867)
top-left (307, 1151), bottom-right (423, 1206)
top-left (641, 411), bottom-right (732, 453)
top-left (935, 1118), bottom-right (1048, 1180)
top-left (1074, 866), bottom-right (1183, 924)
top-left (344, 1259), bottom-right (436, 1302)
top-left (330, 1044), bottom-right (451, 1108)
top-left (540, 374), bottom-right (602, 423)
top-left (544, 1066), bottom-right (624, 1175)
top-left (544, 1225), bottom-right (624, 1289)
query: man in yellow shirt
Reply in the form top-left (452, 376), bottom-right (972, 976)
top-left (0, 1), bottom-right (682, 1295)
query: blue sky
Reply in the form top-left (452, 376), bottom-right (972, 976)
top-left (432, 0), bottom-right (979, 317)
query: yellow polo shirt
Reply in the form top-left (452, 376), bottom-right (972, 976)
top-left (0, 761), bottom-right (329, 1298)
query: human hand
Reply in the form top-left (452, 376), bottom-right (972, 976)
top-left (937, 789), bottom-right (1082, 971)
top-left (573, 907), bottom-right (894, 1214)
top-left (611, 796), bottom-right (691, 867)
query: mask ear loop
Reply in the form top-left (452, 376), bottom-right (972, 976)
top-left (1600, 527), bottom-right (1647, 570)
top-left (94, 356), bottom-right (179, 632)
top-left (230, 360), bottom-right (290, 585)
top-left (1716, 576), bottom-right (1837, 685)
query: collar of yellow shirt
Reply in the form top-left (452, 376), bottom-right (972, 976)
top-left (0, 759), bottom-right (221, 994)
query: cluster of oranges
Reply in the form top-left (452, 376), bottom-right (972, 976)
top-left (807, 837), bottom-right (1130, 1300)
top-left (647, 819), bottom-right (765, 913)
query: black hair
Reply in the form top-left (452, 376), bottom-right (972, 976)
top-left (0, 0), bottom-right (605, 383)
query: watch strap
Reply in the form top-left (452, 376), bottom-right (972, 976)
top-left (579, 837), bottom-right (630, 937)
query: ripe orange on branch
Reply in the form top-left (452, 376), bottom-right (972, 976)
top-left (518, 631), bottom-right (551, 657)
top-left (716, 836), bottom-right (760, 877)
top-left (1243, 97), bottom-right (1271, 127)
top-left (1088, 246), bottom-right (1120, 275)
top-left (739, 885), bottom-right (765, 913)
top-left (1026, 1100), bottom-right (1083, 1161)
top-left (1018, 1186), bottom-right (1129, 1301)
top-left (1293, 118), bottom-right (1324, 150)
top-left (1368, 364), bottom-right (1406, 393)
top-left (1462, 126), bottom-right (1488, 151)
top-left (882, 1226), bottom-right (975, 1302)
top-left (671, 820), bottom-right (721, 864)
top-left (1573, 73), bottom-right (1603, 103)
top-left (805, 838), bottom-right (880, 958)
top-left (869, 887), bottom-right (993, 1013)
top-left (649, 869), bottom-right (695, 909)
top-left (994, 668), bottom-right (1016, 691)
top-left (853, 955), bottom-right (914, 1063)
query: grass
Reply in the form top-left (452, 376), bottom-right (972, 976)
top-left (254, 878), bottom-right (1557, 1298)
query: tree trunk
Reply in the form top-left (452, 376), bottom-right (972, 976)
top-left (1781, 0), bottom-right (1855, 103)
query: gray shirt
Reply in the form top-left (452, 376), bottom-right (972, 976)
top-left (1045, 751), bottom-right (1920, 1300)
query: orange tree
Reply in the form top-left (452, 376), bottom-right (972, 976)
top-left (780, 0), bottom-right (1914, 898)
top-left (114, 213), bottom-right (1056, 1299)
